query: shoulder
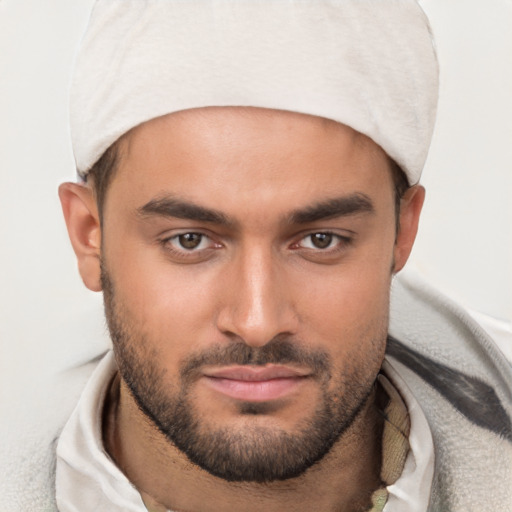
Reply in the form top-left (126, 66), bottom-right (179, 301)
top-left (0, 355), bottom-right (104, 511)
top-left (388, 272), bottom-right (512, 511)
top-left (389, 271), bottom-right (511, 396)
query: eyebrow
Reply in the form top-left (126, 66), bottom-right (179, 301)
top-left (137, 196), bottom-right (233, 226)
top-left (137, 192), bottom-right (374, 227)
top-left (288, 193), bottom-right (375, 224)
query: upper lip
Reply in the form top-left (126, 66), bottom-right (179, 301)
top-left (202, 365), bottom-right (310, 381)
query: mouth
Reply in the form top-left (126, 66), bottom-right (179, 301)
top-left (201, 365), bottom-right (311, 402)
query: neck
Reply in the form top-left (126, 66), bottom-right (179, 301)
top-left (104, 375), bottom-right (384, 512)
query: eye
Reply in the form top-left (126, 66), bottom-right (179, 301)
top-left (159, 231), bottom-right (223, 263)
top-left (166, 232), bottom-right (212, 251)
top-left (299, 232), bottom-right (341, 250)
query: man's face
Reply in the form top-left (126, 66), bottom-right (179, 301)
top-left (94, 108), bottom-right (412, 482)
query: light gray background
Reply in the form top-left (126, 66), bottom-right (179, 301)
top-left (1, 0), bottom-right (511, 399)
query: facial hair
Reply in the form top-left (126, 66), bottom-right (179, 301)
top-left (101, 264), bottom-right (383, 483)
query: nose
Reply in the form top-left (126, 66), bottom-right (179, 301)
top-left (216, 245), bottom-right (298, 347)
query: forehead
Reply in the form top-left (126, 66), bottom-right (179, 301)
top-left (121, 107), bottom-right (376, 161)
top-left (108, 107), bottom-right (394, 217)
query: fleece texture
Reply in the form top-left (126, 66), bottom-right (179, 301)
top-left (389, 272), bottom-right (512, 510)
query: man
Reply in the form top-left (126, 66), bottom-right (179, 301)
top-left (27, 0), bottom-right (512, 511)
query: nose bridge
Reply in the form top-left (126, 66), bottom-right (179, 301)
top-left (217, 241), bottom-right (296, 346)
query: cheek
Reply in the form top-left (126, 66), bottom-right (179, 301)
top-left (301, 231), bottom-right (394, 308)
top-left (302, 276), bottom-right (390, 344)
top-left (105, 239), bottom-right (224, 360)
top-left (295, 252), bottom-right (392, 362)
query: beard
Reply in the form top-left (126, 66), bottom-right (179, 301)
top-left (101, 264), bottom-right (384, 483)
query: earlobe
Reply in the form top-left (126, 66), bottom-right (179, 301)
top-left (58, 182), bottom-right (103, 292)
top-left (393, 185), bottom-right (425, 273)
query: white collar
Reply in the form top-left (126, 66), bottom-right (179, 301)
top-left (381, 359), bottom-right (434, 512)
top-left (56, 351), bottom-right (434, 512)
top-left (56, 351), bottom-right (146, 512)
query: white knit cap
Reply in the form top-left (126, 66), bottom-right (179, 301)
top-left (70, 0), bottom-right (439, 184)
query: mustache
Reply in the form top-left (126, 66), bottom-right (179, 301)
top-left (180, 336), bottom-right (331, 381)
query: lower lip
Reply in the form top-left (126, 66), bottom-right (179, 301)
top-left (203, 376), bottom-right (306, 402)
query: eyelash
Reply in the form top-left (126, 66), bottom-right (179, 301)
top-left (160, 232), bottom-right (221, 259)
top-left (296, 232), bottom-right (352, 250)
top-left (160, 230), bottom-right (352, 260)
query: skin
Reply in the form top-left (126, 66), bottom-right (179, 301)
top-left (59, 107), bottom-right (424, 512)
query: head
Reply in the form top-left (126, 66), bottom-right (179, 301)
top-left (60, 0), bottom-right (437, 484)
top-left (59, 107), bottom-right (424, 481)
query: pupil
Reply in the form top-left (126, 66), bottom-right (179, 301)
top-left (312, 233), bottom-right (332, 249)
top-left (179, 233), bottom-right (202, 249)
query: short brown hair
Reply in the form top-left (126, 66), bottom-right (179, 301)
top-left (84, 142), bottom-right (120, 223)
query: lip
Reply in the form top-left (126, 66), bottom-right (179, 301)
top-left (202, 365), bottom-right (310, 402)
top-left (203, 365), bottom-right (310, 380)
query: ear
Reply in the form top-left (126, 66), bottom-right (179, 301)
top-left (59, 182), bottom-right (102, 292)
top-left (393, 185), bottom-right (425, 273)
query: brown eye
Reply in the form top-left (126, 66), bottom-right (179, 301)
top-left (309, 233), bottom-right (333, 249)
top-left (162, 232), bottom-right (222, 261)
top-left (178, 233), bottom-right (204, 250)
top-left (293, 232), bottom-right (352, 261)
